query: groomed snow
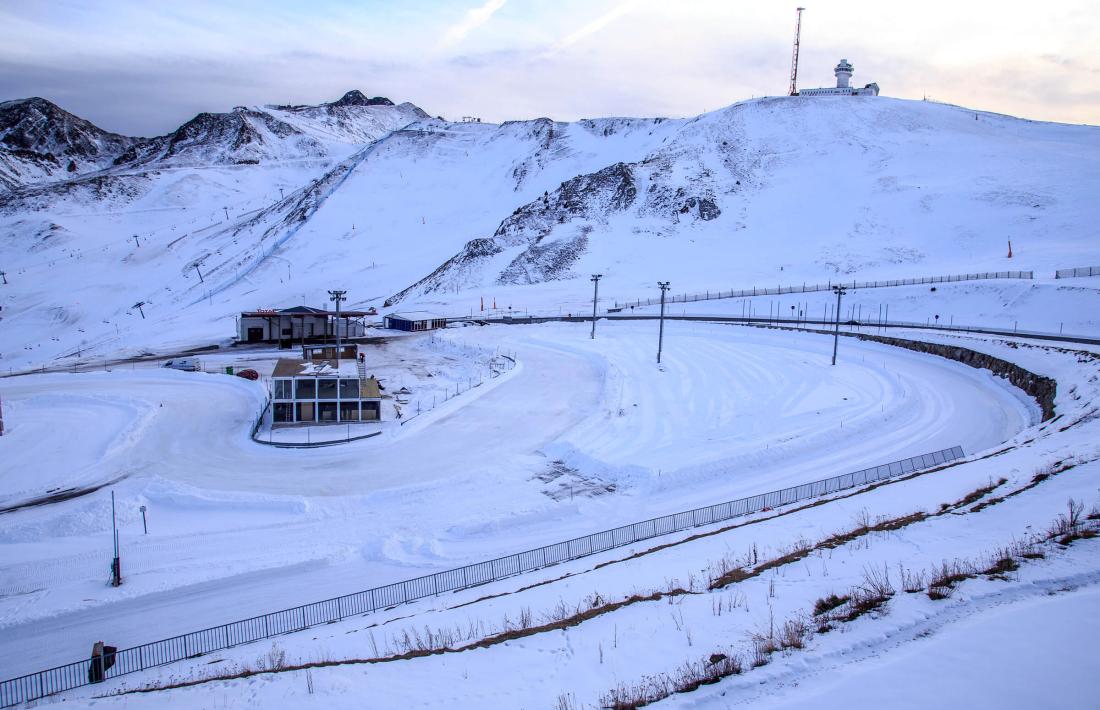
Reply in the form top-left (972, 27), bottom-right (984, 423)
top-left (0, 321), bottom-right (1038, 680)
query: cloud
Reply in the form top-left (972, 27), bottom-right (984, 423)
top-left (438, 0), bottom-right (508, 51)
top-left (545, 0), bottom-right (640, 55)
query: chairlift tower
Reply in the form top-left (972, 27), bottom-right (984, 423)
top-left (788, 7), bottom-right (805, 96)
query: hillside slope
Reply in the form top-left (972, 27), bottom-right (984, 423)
top-left (0, 95), bottom-right (1098, 371)
top-left (390, 97), bottom-right (1100, 305)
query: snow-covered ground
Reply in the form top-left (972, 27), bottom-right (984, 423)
top-left (2, 91), bottom-right (1099, 708)
top-left (6, 321), bottom-right (1094, 709)
top-left (0, 321), bottom-right (1055, 680)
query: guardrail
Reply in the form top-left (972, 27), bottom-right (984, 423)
top-left (613, 271), bottom-right (1034, 309)
top-left (0, 446), bottom-right (964, 707)
top-left (1055, 266), bottom-right (1100, 279)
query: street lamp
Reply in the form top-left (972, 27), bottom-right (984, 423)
top-left (657, 281), bottom-right (671, 364)
top-left (831, 286), bottom-right (847, 366)
top-left (590, 274), bottom-right (602, 339)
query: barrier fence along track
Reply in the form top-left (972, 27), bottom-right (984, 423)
top-left (614, 271), bottom-right (1034, 309)
top-left (1055, 266), bottom-right (1100, 279)
top-left (0, 446), bottom-right (964, 707)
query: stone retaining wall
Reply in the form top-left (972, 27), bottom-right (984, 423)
top-left (854, 334), bottom-right (1057, 421)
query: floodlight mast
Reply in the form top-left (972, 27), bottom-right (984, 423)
top-left (657, 281), bottom-right (671, 363)
top-left (831, 286), bottom-right (847, 366)
top-left (590, 274), bottom-right (602, 339)
top-left (789, 7), bottom-right (805, 96)
top-left (329, 289), bottom-right (347, 355)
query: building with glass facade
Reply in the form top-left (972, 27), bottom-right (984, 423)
top-left (270, 358), bottom-right (382, 426)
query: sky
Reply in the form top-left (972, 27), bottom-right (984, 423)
top-left (1, 0), bottom-right (1097, 136)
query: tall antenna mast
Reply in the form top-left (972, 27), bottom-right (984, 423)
top-left (788, 7), bottom-right (805, 96)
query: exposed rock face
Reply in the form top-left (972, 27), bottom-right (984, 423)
top-left (388, 163), bottom-right (638, 301)
top-left (113, 109), bottom-right (325, 167)
top-left (332, 90), bottom-right (395, 107)
top-left (0, 97), bottom-right (137, 190)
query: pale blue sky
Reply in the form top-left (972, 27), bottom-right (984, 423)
top-left (2, 0), bottom-right (1097, 136)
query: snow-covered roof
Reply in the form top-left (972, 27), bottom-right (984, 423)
top-left (386, 311), bottom-right (445, 321)
top-left (272, 358), bottom-right (360, 378)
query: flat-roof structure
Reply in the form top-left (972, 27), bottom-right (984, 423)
top-left (239, 306), bottom-right (373, 345)
top-left (383, 311), bottom-right (447, 332)
top-left (271, 356), bottom-right (382, 426)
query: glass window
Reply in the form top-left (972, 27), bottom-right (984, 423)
top-left (296, 402), bottom-right (315, 422)
top-left (340, 379), bottom-right (359, 399)
top-left (273, 402), bottom-right (294, 422)
top-left (339, 401), bottom-right (360, 421)
top-left (317, 379), bottom-right (338, 400)
top-left (296, 379), bottom-right (316, 399)
top-left (362, 401), bottom-right (380, 421)
top-left (273, 379), bottom-right (293, 400)
top-left (318, 402), bottom-right (338, 422)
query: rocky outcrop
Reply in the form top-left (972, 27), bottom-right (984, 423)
top-left (387, 164), bottom-right (636, 302)
top-left (0, 97), bottom-right (137, 189)
top-left (331, 90), bottom-right (394, 107)
top-left (113, 109), bottom-right (325, 167)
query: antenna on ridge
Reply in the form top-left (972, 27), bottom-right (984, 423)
top-left (788, 7), bottom-right (805, 96)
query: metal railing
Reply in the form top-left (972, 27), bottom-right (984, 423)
top-left (0, 445), bottom-right (964, 707)
top-left (1055, 266), bottom-right (1100, 279)
top-left (613, 271), bottom-right (1034, 309)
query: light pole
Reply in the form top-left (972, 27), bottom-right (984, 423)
top-left (223, 206), bottom-right (229, 221)
top-left (590, 274), bottom-right (602, 339)
top-left (831, 286), bottom-right (847, 366)
top-left (131, 234), bottom-right (140, 248)
top-left (657, 281), bottom-right (670, 364)
top-left (110, 491), bottom-right (121, 587)
top-left (329, 289), bottom-right (346, 354)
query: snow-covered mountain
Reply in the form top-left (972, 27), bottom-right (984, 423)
top-left (388, 97), bottom-right (1100, 304)
top-left (113, 91), bottom-right (427, 168)
top-left (0, 91), bottom-right (1098, 371)
top-left (0, 97), bottom-right (137, 191)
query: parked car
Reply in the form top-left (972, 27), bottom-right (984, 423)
top-left (236, 368), bottom-right (259, 380)
top-left (163, 358), bottom-right (200, 372)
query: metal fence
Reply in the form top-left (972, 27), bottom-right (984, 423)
top-left (613, 271), bottom-right (1034, 309)
top-left (0, 445), bottom-right (964, 707)
top-left (1055, 266), bottom-right (1100, 279)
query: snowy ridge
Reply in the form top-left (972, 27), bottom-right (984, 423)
top-left (113, 95), bottom-right (426, 169)
top-left (0, 97), bottom-right (137, 191)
